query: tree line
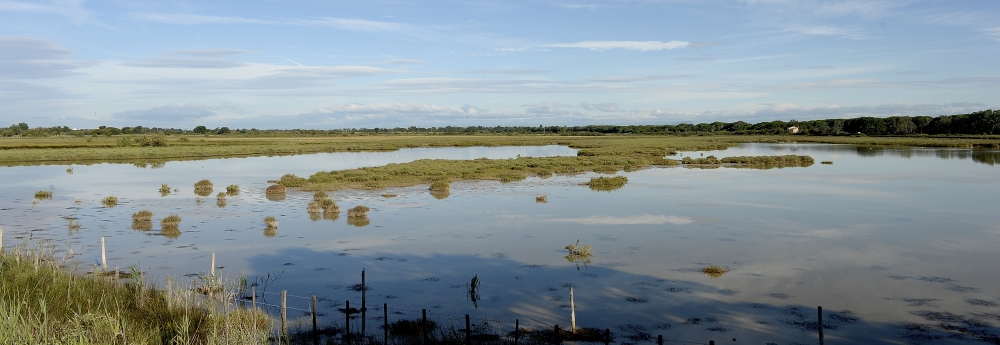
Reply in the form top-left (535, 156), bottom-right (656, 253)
top-left (3, 109), bottom-right (999, 138)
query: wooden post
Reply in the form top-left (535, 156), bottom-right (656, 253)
top-left (281, 290), bottom-right (288, 339)
top-left (100, 237), bottom-right (106, 271)
top-left (569, 286), bottom-right (576, 334)
top-left (515, 319), bottom-right (520, 345)
top-left (657, 335), bottom-right (663, 345)
top-left (346, 300), bottom-right (352, 342)
top-left (554, 325), bottom-right (560, 345)
top-left (114, 266), bottom-right (119, 288)
top-left (251, 287), bottom-right (256, 309)
top-left (465, 314), bottom-right (471, 345)
top-left (0, 226), bottom-right (4, 252)
top-left (312, 295), bottom-right (318, 345)
top-left (818, 306), bottom-right (824, 345)
top-left (384, 303), bottom-right (389, 345)
top-left (422, 309), bottom-right (428, 345)
top-left (362, 269), bottom-right (367, 337)
top-left (709, 341), bottom-right (715, 345)
top-left (211, 252), bottom-right (215, 277)
top-left (604, 328), bottom-right (610, 345)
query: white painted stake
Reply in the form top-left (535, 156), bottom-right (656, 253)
top-left (211, 252), bottom-right (215, 277)
top-left (101, 237), bottom-right (107, 271)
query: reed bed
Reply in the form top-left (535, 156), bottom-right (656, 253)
top-left (0, 242), bottom-right (269, 344)
top-left (101, 196), bottom-right (119, 207)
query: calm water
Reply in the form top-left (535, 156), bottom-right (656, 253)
top-left (3, 143), bottom-right (1000, 344)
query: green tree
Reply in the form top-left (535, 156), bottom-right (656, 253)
top-left (193, 125), bottom-right (209, 134)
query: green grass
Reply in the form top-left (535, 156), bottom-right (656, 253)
top-left (0, 243), bottom-right (268, 344)
top-left (587, 176), bottom-right (628, 192)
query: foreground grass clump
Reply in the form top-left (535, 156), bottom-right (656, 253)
top-left (588, 176), bottom-right (628, 192)
top-left (34, 190), bottom-right (53, 199)
top-left (101, 196), bottom-right (118, 208)
top-left (701, 265), bottom-right (729, 278)
top-left (0, 244), bottom-right (269, 344)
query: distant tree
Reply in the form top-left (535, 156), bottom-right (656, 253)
top-left (193, 125), bottom-right (209, 134)
top-left (215, 127), bottom-right (231, 134)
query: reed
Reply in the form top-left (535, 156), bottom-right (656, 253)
top-left (34, 190), bottom-right (52, 200)
top-left (100, 196), bottom-right (118, 207)
top-left (132, 210), bottom-right (153, 222)
top-left (161, 214), bottom-right (182, 229)
top-left (587, 176), bottom-right (628, 192)
top-left (264, 215), bottom-right (278, 229)
top-left (701, 265), bottom-right (729, 278)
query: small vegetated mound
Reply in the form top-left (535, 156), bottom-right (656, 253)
top-left (718, 155), bottom-right (814, 169)
top-left (821, 161), bottom-right (833, 164)
top-left (216, 192), bottom-right (227, 200)
top-left (588, 176), bottom-right (628, 192)
top-left (193, 179), bottom-right (213, 196)
top-left (347, 205), bottom-right (370, 227)
top-left (161, 214), bottom-right (182, 229)
top-left (381, 193), bottom-right (398, 198)
top-left (159, 184), bottom-right (171, 197)
top-left (65, 167), bottom-right (73, 174)
top-left (681, 155), bottom-right (721, 165)
top-left (101, 196), bottom-right (118, 208)
top-left (565, 239), bottom-right (594, 268)
top-left (265, 184), bottom-right (286, 201)
top-left (313, 191), bottom-right (329, 201)
top-left (429, 179), bottom-right (451, 199)
top-left (132, 210), bottom-right (153, 222)
top-left (264, 215), bottom-right (278, 229)
top-left (216, 193), bottom-right (227, 208)
top-left (536, 195), bottom-right (548, 203)
top-left (34, 190), bottom-right (52, 200)
top-left (278, 173), bottom-right (307, 187)
top-left (701, 265), bottom-right (729, 278)
top-left (226, 184), bottom-right (240, 196)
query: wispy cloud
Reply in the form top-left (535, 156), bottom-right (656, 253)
top-left (125, 13), bottom-right (275, 25)
top-left (580, 102), bottom-right (619, 112)
top-left (164, 49), bottom-right (255, 57)
top-left (295, 17), bottom-right (407, 32)
top-left (0, 0), bottom-right (92, 23)
top-left (375, 59), bottom-right (427, 65)
top-left (784, 25), bottom-right (854, 37)
top-left (548, 214), bottom-right (693, 225)
top-left (0, 35), bottom-right (92, 78)
top-left (984, 27), bottom-right (1000, 41)
top-left (113, 104), bottom-right (215, 120)
top-left (121, 58), bottom-right (247, 69)
top-left (586, 74), bottom-right (692, 83)
top-left (545, 40), bottom-right (689, 51)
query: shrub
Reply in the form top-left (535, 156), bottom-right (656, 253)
top-left (264, 216), bottom-right (278, 229)
top-left (101, 196), bottom-right (118, 208)
top-left (588, 176), bottom-right (628, 192)
top-left (265, 184), bottom-right (286, 195)
top-left (194, 179), bottom-right (213, 190)
top-left (161, 214), bottom-right (182, 229)
top-left (429, 180), bottom-right (450, 192)
top-left (278, 173), bottom-right (307, 187)
top-left (132, 210), bottom-right (153, 222)
top-left (347, 205), bottom-right (370, 218)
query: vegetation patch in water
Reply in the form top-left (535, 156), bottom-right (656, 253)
top-left (588, 176), bottom-right (628, 192)
top-left (100, 196), bottom-right (118, 208)
top-left (701, 265), bottom-right (729, 278)
top-left (34, 190), bottom-right (53, 199)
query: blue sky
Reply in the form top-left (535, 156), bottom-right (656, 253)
top-left (1, 0), bottom-right (998, 129)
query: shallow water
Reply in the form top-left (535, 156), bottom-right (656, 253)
top-left (3, 143), bottom-right (1000, 344)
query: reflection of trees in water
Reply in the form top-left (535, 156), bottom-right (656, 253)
top-left (973, 151), bottom-right (1000, 165)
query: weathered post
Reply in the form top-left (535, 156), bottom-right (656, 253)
top-left (465, 314), bottom-right (471, 345)
top-left (211, 252), bottom-right (215, 277)
top-left (251, 286), bottom-right (256, 309)
top-left (312, 295), bottom-right (318, 345)
top-left (384, 303), bottom-right (389, 345)
top-left (422, 309), bottom-right (428, 345)
top-left (281, 290), bottom-right (288, 339)
top-left (346, 300), bottom-right (352, 342)
top-left (818, 306), bottom-right (824, 345)
top-left (101, 237), bottom-right (107, 271)
top-left (657, 335), bottom-right (663, 345)
top-left (570, 286), bottom-right (576, 334)
top-left (515, 319), bottom-right (520, 345)
top-left (604, 328), bottom-right (610, 345)
top-left (554, 325), bottom-right (560, 345)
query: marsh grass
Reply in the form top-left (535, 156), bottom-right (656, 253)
top-left (132, 210), bottom-right (153, 222)
top-left (263, 228), bottom-right (277, 238)
top-left (381, 193), bottom-right (398, 198)
top-left (313, 191), bottom-right (328, 201)
top-left (161, 214), bottom-right (182, 229)
top-left (216, 199), bottom-right (227, 208)
top-left (719, 155), bottom-right (814, 168)
top-left (348, 205), bottom-right (370, 218)
top-left (101, 196), bottom-right (119, 208)
top-left (264, 215), bottom-right (278, 229)
top-left (194, 179), bottom-right (213, 196)
top-left (701, 265), bottom-right (729, 278)
top-left (160, 184), bottom-right (172, 193)
top-left (65, 167), bottom-right (73, 174)
top-left (265, 184), bottom-right (286, 195)
top-left (131, 221), bottom-right (153, 231)
top-left (216, 192), bottom-right (227, 200)
top-left (587, 176), bottom-right (628, 192)
top-left (34, 190), bottom-right (53, 200)
top-left (430, 190), bottom-right (450, 200)
top-left (564, 239), bottom-right (593, 268)
top-left (66, 218), bottom-right (81, 231)
top-left (225, 184), bottom-right (239, 196)
top-left (430, 180), bottom-right (451, 192)
top-left (0, 242), bottom-right (269, 344)
top-left (821, 161), bottom-right (833, 164)
top-left (535, 195), bottom-right (547, 203)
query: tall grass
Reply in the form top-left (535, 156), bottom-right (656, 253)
top-left (0, 242), bottom-right (269, 344)
top-left (161, 214), bottom-right (182, 229)
top-left (132, 209), bottom-right (153, 232)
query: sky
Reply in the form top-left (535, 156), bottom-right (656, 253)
top-left (1, 0), bottom-right (999, 130)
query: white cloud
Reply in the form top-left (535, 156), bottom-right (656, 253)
top-left (580, 102), bottom-right (619, 112)
top-left (522, 101), bottom-right (576, 115)
top-left (375, 59), bottom-right (427, 65)
top-left (548, 214), bottom-right (693, 225)
top-left (164, 49), bottom-right (255, 57)
top-left (113, 104), bottom-right (215, 120)
top-left (122, 58), bottom-right (247, 69)
top-left (586, 74), bottom-right (691, 83)
top-left (784, 25), bottom-right (852, 36)
top-left (295, 17), bottom-right (407, 32)
top-left (0, 35), bottom-right (92, 78)
top-left (985, 27), bottom-right (1000, 41)
top-left (125, 13), bottom-right (275, 25)
top-left (0, 0), bottom-right (92, 23)
top-left (545, 40), bottom-right (689, 51)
